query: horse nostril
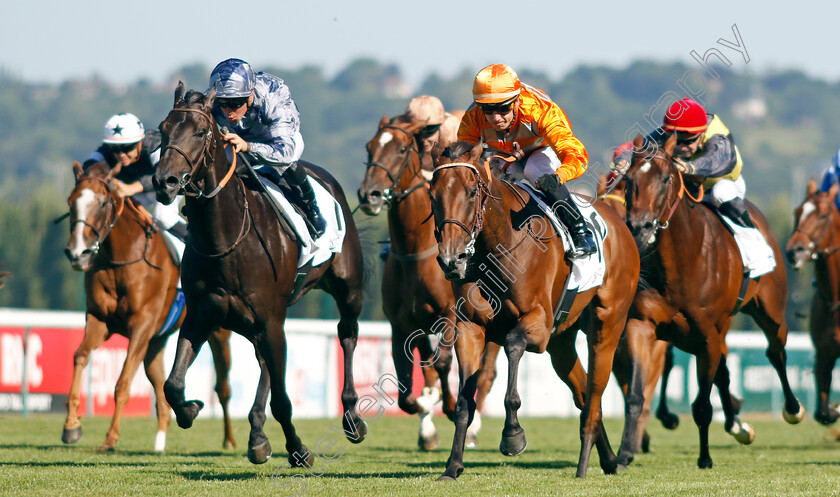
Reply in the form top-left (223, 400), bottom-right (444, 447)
top-left (64, 248), bottom-right (74, 260)
top-left (643, 222), bottom-right (654, 230)
top-left (165, 175), bottom-right (180, 187)
top-left (369, 191), bottom-right (382, 200)
top-left (457, 253), bottom-right (468, 262)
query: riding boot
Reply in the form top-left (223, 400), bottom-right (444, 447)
top-left (718, 198), bottom-right (754, 228)
top-left (536, 173), bottom-right (597, 258)
top-left (283, 162), bottom-right (327, 238)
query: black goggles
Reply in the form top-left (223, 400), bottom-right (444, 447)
top-left (216, 97), bottom-right (250, 109)
top-left (674, 132), bottom-right (703, 146)
top-left (108, 142), bottom-right (139, 154)
top-left (478, 99), bottom-right (516, 115)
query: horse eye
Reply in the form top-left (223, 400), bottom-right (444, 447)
top-left (400, 147), bottom-right (407, 154)
top-left (469, 187), bottom-right (478, 198)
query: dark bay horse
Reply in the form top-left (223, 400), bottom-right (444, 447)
top-left (429, 141), bottom-right (640, 479)
top-left (63, 161), bottom-right (239, 452)
top-left (623, 134), bottom-right (804, 469)
top-left (786, 179), bottom-right (840, 425)
top-left (153, 83), bottom-right (367, 467)
top-left (358, 116), bottom-right (499, 450)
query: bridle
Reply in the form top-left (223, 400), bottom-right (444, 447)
top-left (363, 125), bottom-right (427, 206)
top-left (632, 151), bottom-right (704, 237)
top-left (792, 198), bottom-right (840, 260)
top-left (431, 161), bottom-right (493, 257)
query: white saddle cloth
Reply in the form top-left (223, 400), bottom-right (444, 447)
top-left (718, 216), bottom-right (776, 279)
top-left (260, 176), bottom-right (346, 268)
top-left (515, 181), bottom-right (608, 292)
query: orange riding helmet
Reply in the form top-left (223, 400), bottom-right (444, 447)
top-left (662, 98), bottom-right (708, 134)
top-left (472, 64), bottom-right (521, 104)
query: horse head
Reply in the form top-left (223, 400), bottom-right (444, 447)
top-left (786, 179), bottom-right (840, 269)
top-left (64, 161), bottom-right (120, 271)
top-left (358, 116), bottom-right (422, 215)
top-left (429, 140), bottom-right (489, 280)
top-left (623, 133), bottom-right (682, 252)
top-left (154, 81), bottom-right (219, 205)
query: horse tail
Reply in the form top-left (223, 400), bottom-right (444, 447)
top-left (354, 219), bottom-right (379, 298)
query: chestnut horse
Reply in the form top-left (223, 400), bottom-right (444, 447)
top-left (429, 141), bottom-right (640, 479)
top-left (358, 117), bottom-right (499, 450)
top-left (623, 134), bottom-right (804, 469)
top-left (153, 84), bottom-right (367, 467)
top-left (786, 179), bottom-right (840, 425)
top-left (62, 161), bottom-right (244, 452)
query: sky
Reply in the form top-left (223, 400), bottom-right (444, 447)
top-left (2, 0), bottom-right (836, 87)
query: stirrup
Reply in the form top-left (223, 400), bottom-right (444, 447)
top-left (569, 230), bottom-right (597, 258)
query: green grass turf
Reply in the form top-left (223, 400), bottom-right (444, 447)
top-left (0, 414), bottom-right (837, 496)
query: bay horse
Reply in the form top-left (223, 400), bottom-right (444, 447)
top-left (623, 133), bottom-right (804, 469)
top-left (153, 83), bottom-right (367, 467)
top-left (62, 161), bottom-right (244, 452)
top-left (785, 179), bottom-right (840, 425)
top-left (358, 116), bottom-right (499, 450)
top-left (429, 141), bottom-right (640, 479)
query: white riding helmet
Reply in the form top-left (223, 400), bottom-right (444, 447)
top-left (103, 113), bottom-right (145, 144)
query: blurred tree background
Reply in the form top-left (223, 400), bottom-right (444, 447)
top-left (0, 58), bottom-right (835, 329)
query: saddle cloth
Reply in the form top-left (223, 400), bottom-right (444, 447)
top-left (717, 214), bottom-right (776, 279)
top-left (259, 175), bottom-right (346, 268)
top-left (515, 181), bottom-right (608, 292)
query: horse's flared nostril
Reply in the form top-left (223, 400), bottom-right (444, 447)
top-left (64, 247), bottom-right (74, 262)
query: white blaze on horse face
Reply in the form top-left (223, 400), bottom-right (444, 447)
top-left (800, 201), bottom-right (816, 226)
top-left (378, 131), bottom-right (394, 149)
top-left (70, 188), bottom-right (100, 253)
top-left (640, 161), bottom-right (652, 173)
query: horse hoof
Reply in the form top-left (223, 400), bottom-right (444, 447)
top-left (728, 420), bottom-right (755, 445)
top-left (657, 411), bottom-right (679, 430)
top-left (616, 463), bottom-right (628, 473)
top-left (641, 431), bottom-right (651, 453)
top-left (616, 452), bottom-right (634, 467)
top-left (96, 444), bottom-right (115, 453)
top-left (437, 475), bottom-right (457, 482)
top-left (343, 417), bottom-right (367, 444)
top-left (697, 457), bottom-right (713, 469)
top-left (248, 440), bottom-right (272, 464)
top-left (61, 425), bottom-right (83, 444)
top-left (289, 448), bottom-right (314, 468)
top-left (782, 402), bottom-right (806, 424)
top-left (815, 408), bottom-right (839, 425)
top-left (174, 400), bottom-right (204, 429)
top-left (499, 430), bottom-right (527, 456)
top-left (418, 432), bottom-right (440, 451)
top-left (465, 431), bottom-right (479, 449)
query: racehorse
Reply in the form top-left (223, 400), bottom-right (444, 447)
top-left (429, 141), bottom-right (640, 479)
top-left (358, 116), bottom-right (499, 450)
top-left (786, 179), bottom-right (840, 425)
top-left (622, 133), bottom-right (804, 469)
top-left (62, 161), bottom-right (245, 452)
top-left (153, 83), bottom-right (368, 467)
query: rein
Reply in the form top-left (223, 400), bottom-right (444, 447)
top-left (364, 125), bottom-right (426, 205)
top-left (651, 160), bottom-right (704, 233)
top-left (793, 205), bottom-right (840, 260)
top-left (431, 161), bottom-right (493, 256)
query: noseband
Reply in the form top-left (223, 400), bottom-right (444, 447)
top-left (364, 125), bottom-right (425, 205)
top-left (431, 162), bottom-right (492, 257)
top-left (634, 154), bottom-right (703, 240)
top-left (793, 201), bottom-right (840, 260)
top-left (71, 177), bottom-right (123, 256)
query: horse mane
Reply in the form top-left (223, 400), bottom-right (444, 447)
top-left (83, 162), bottom-right (111, 178)
top-left (184, 90), bottom-right (207, 105)
top-left (443, 140), bottom-right (475, 160)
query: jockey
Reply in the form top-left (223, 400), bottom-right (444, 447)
top-left (83, 113), bottom-right (187, 261)
top-left (402, 95), bottom-right (462, 169)
top-left (458, 64), bottom-right (596, 257)
top-left (819, 148), bottom-right (840, 212)
top-left (209, 58), bottom-right (325, 238)
top-left (614, 98), bottom-right (753, 228)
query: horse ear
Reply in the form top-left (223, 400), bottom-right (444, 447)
top-left (807, 178), bottom-right (818, 196)
top-left (379, 114), bottom-right (389, 128)
top-left (431, 141), bottom-right (442, 165)
top-left (105, 162), bottom-right (123, 181)
top-left (663, 132), bottom-right (677, 156)
top-left (632, 134), bottom-right (644, 150)
top-left (174, 81), bottom-right (186, 105)
top-left (72, 161), bottom-right (84, 181)
top-left (205, 84), bottom-right (217, 110)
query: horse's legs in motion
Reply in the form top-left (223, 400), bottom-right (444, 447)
top-left (713, 353), bottom-right (754, 444)
top-left (615, 317), bottom-right (656, 466)
top-left (656, 343), bottom-right (680, 430)
top-left (207, 328), bottom-right (236, 450)
top-left (246, 348), bottom-right (272, 464)
top-left (62, 314), bottom-right (109, 444)
top-left (101, 319), bottom-right (154, 451)
top-left (693, 337), bottom-right (723, 469)
top-left (163, 315), bottom-right (214, 429)
top-left (439, 322), bottom-right (485, 481)
top-left (498, 325), bottom-right (529, 458)
top-left (467, 341), bottom-right (500, 448)
top-left (390, 327), bottom-right (431, 449)
top-left (143, 335), bottom-right (172, 452)
top-left (814, 348), bottom-right (839, 424)
top-left (742, 282), bottom-right (805, 422)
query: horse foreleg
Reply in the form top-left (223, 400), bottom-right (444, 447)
top-left (247, 348), bottom-right (272, 464)
top-left (639, 340), bottom-right (669, 453)
top-left (62, 314), bottom-right (109, 444)
top-left (335, 291), bottom-right (367, 444)
top-left (207, 328), bottom-right (236, 450)
top-left (714, 355), bottom-right (754, 444)
top-left (615, 317), bottom-right (655, 467)
top-left (163, 316), bottom-right (211, 429)
top-left (655, 343), bottom-right (680, 430)
top-left (499, 327), bottom-right (528, 458)
top-left (143, 336), bottom-right (171, 452)
top-left (101, 324), bottom-right (153, 451)
top-left (467, 341), bottom-right (500, 448)
top-left (439, 322), bottom-right (484, 481)
top-left (692, 340), bottom-right (722, 469)
top-left (814, 349), bottom-right (839, 425)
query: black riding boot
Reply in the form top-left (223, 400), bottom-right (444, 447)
top-left (537, 173), bottom-right (597, 258)
top-left (718, 198), bottom-right (754, 228)
top-left (283, 162), bottom-right (327, 238)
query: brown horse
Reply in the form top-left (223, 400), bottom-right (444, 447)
top-left (786, 179), bottom-right (840, 425)
top-left (429, 141), bottom-right (640, 479)
top-left (153, 83), bottom-right (367, 467)
top-left (62, 161), bottom-right (242, 452)
top-left (623, 134), bottom-right (804, 469)
top-left (358, 116), bottom-right (499, 450)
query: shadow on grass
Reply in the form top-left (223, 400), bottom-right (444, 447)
top-left (402, 459), bottom-right (578, 469)
top-left (181, 470), bottom-right (262, 481)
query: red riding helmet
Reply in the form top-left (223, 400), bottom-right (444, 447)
top-left (662, 98), bottom-right (708, 134)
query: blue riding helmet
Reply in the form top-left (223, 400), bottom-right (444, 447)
top-left (209, 58), bottom-right (256, 98)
